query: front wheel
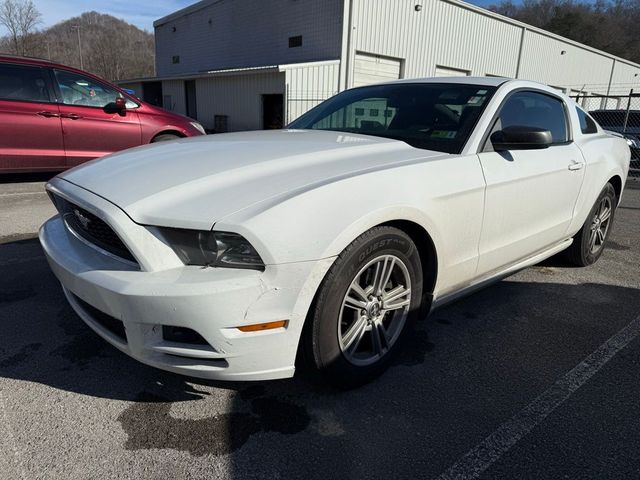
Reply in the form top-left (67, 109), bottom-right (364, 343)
top-left (151, 134), bottom-right (181, 143)
top-left (565, 183), bottom-right (616, 266)
top-left (303, 226), bottom-right (423, 388)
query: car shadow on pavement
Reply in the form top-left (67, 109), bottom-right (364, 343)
top-left (1, 238), bottom-right (640, 478)
top-left (0, 172), bottom-right (58, 184)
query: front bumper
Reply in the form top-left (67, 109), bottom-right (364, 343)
top-left (39, 180), bottom-right (333, 381)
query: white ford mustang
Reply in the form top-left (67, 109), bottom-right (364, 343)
top-left (40, 77), bottom-right (630, 387)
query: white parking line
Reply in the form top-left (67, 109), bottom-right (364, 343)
top-left (0, 192), bottom-right (46, 197)
top-left (435, 313), bottom-right (640, 480)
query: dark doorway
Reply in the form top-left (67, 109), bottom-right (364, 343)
top-left (142, 81), bottom-right (163, 107)
top-left (185, 80), bottom-right (197, 119)
top-left (262, 94), bottom-right (284, 129)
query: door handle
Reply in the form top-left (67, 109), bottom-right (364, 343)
top-left (60, 113), bottom-right (82, 120)
top-left (568, 161), bottom-right (585, 171)
top-left (37, 111), bottom-right (60, 118)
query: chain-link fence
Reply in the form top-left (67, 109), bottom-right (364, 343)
top-left (571, 90), bottom-right (640, 180)
top-left (285, 88), bottom-right (337, 125)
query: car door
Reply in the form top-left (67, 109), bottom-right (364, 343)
top-left (52, 68), bottom-right (142, 167)
top-left (476, 90), bottom-right (585, 276)
top-left (0, 62), bottom-right (64, 172)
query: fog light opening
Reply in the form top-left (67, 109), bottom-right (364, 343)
top-left (162, 325), bottom-right (209, 345)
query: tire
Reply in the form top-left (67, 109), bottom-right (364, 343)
top-left (151, 134), bottom-right (181, 143)
top-left (303, 226), bottom-right (423, 388)
top-left (565, 183), bottom-right (617, 266)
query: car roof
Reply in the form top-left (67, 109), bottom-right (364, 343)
top-left (389, 76), bottom-right (510, 87)
top-left (356, 76), bottom-right (578, 103)
top-left (0, 55), bottom-right (128, 92)
top-left (0, 54), bottom-right (58, 67)
top-left (0, 55), bottom-right (100, 79)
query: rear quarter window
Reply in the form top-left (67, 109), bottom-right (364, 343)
top-left (576, 107), bottom-right (598, 134)
top-left (0, 63), bottom-right (51, 103)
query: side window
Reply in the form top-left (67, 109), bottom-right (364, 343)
top-left (53, 69), bottom-right (134, 108)
top-left (0, 63), bottom-right (51, 103)
top-left (491, 91), bottom-right (569, 146)
top-left (576, 107), bottom-right (598, 134)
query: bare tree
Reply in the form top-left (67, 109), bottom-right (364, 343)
top-left (0, 0), bottom-right (41, 55)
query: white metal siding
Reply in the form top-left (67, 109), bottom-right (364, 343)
top-left (434, 66), bottom-right (471, 77)
top-left (195, 72), bottom-right (286, 131)
top-left (155, 0), bottom-right (344, 77)
top-left (609, 61), bottom-right (640, 96)
top-left (517, 30), bottom-right (613, 95)
top-left (148, 0), bottom-right (640, 126)
top-left (353, 52), bottom-right (402, 87)
top-left (348, 0), bottom-right (522, 86)
top-left (284, 61), bottom-right (340, 124)
top-left (347, 0), bottom-right (640, 94)
top-left (161, 80), bottom-right (186, 114)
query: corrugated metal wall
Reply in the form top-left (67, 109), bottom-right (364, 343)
top-left (610, 61), bottom-right (640, 96)
top-left (517, 30), bottom-right (613, 94)
top-left (347, 0), bottom-right (640, 95)
top-left (284, 61), bottom-right (340, 124)
top-left (150, 0), bottom-right (640, 129)
top-left (161, 80), bottom-right (186, 114)
top-left (155, 0), bottom-right (343, 77)
top-left (349, 0), bottom-right (522, 84)
top-left (195, 72), bottom-right (286, 131)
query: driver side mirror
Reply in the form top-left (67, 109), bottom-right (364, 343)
top-left (105, 97), bottom-right (127, 114)
top-left (490, 125), bottom-right (552, 151)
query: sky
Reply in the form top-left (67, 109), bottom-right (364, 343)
top-left (23, 0), bottom-right (195, 32)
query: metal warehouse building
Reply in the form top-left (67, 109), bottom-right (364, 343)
top-left (120, 0), bottom-right (640, 132)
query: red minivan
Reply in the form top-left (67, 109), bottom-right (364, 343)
top-left (0, 55), bottom-right (205, 173)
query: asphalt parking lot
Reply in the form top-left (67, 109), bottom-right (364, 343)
top-left (1, 175), bottom-right (639, 480)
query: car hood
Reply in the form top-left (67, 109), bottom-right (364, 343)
top-left (140, 101), bottom-right (195, 122)
top-left (60, 130), bottom-right (445, 230)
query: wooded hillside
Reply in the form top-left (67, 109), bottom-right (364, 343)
top-left (1, 11), bottom-right (154, 80)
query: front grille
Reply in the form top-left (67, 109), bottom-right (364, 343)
top-left (73, 295), bottom-right (127, 342)
top-left (54, 195), bottom-right (137, 264)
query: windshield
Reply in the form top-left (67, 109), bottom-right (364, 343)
top-left (289, 83), bottom-right (497, 154)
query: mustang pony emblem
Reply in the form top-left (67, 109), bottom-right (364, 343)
top-left (73, 209), bottom-right (91, 229)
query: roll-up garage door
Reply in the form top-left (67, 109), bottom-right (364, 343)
top-left (434, 66), bottom-right (471, 77)
top-left (353, 53), bottom-right (402, 87)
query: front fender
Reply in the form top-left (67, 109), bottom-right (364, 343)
top-left (216, 155), bottom-right (486, 296)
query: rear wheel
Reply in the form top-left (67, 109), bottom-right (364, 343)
top-left (565, 183), bottom-right (616, 266)
top-left (151, 134), bottom-right (181, 143)
top-left (303, 226), bottom-right (423, 388)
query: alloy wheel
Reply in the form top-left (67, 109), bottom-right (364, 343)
top-left (588, 196), bottom-right (612, 254)
top-left (338, 254), bottom-right (412, 366)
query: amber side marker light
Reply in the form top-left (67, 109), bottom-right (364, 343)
top-left (237, 320), bottom-right (288, 332)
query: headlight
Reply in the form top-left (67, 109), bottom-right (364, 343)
top-left (624, 136), bottom-right (639, 149)
top-left (160, 229), bottom-right (264, 270)
top-left (190, 122), bottom-right (206, 135)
